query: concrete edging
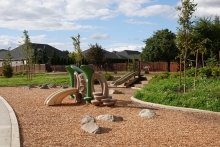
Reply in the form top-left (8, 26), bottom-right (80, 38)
top-left (0, 96), bottom-right (20, 147)
top-left (131, 96), bottom-right (220, 115)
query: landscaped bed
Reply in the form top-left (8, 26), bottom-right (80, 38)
top-left (1, 86), bottom-right (220, 146)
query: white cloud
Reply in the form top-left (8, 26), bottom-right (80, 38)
top-left (0, 35), bottom-right (20, 49)
top-left (175, 0), bottom-right (220, 19)
top-left (125, 19), bottom-right (157, 25)
top-left (107, 43), bottom-right (144, 52)
top-left (0, 0), bottom-right (176, 31)
top-left (89, 33), bottom-right (110, 40)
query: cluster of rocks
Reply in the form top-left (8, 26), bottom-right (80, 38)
top-left (81, 109), bottom-right (156, 134)
top-left (23, 84), bottom-right (69, 89)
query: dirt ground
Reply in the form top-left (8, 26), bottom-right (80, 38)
top-left (0, 86), bottom-right (220, 147)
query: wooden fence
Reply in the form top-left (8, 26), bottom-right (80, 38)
top-left (0, 62), bottom-right (180, 73)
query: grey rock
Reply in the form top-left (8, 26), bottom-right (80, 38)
top-left (81, 115), bottom-right (101, 134)
top-left (96, 114), bottom-right (123, 122)
top-left (109, 89), bottom-right (122, 94)
top-left (139, 109), bottom-right (156, 119)
top-left (40, 84), bottom-right (49, 89)
top-left (48, 84), bottom-right (57, 88)
top-left (60, 85), bottom-right (68, 89)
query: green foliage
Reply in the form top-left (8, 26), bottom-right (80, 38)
top-left (128, 56), bottom-right (138, 72)
top-left (186, 67), bottom-right (196, 77)
top-left (2, 48), bottom-right (13, 78)
top-left (206, 56), bottom-right (218, 68)
top-left (150, 72), bottom-right (170, 82)
top-left (71, 34), bottom-right (83, 66)
top-left (134, 77), bottom-right (220, 112)
top-left (85, 43), bottom-right (106, 65)
top-left (102, 72), bottom-right (113, 81)
top-left (198, 67), bottom-right (212, 78)
top-left (141, 29), bottom-right (178, 72)
top-left (211, 66), bottom-right (220, 77)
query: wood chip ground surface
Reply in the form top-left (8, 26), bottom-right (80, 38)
top-left (0, 86), bottom-right (220, 147)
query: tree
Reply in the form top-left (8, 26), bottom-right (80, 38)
top-left (71, 34), bottom-right (83, 66)
top-left (21, 30), bottom-right (34, 80)
top-left (176, 0), bottom-right (197, 92)
top-left (85, 43), bottom-right (106, 66)
top-left (193, 16), bottom-right (220, 63)
top-left (49, 50), bottom-right (58, 65)
top-left (2, 48), bottom-right (13, 78)
top-left (141, 29), bottom-right (179, 72)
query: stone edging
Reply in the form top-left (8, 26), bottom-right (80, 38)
top-left (131, 96), bottom-right (220, 115)
top-left (0, 96), bottom-right (20, 147)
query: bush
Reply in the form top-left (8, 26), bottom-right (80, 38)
top-left (150, 72), bottom-right (170, 82)
top-left (102, 72), bottom-right (113, 81)
top-left (2, 64), bottom-right (13, 78)
top-left (198, 67), bottom-right (212, 78)
top-left (186, 67), bottom-right (196, 77)
top-left (211, 66), bottom-right (220, 77)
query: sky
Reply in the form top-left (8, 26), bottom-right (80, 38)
top-left (0, 0), bottom-right (220, 53)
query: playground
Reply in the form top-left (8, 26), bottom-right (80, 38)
top-left (1, 87), bottom-right (220, 146)
top-left (0, 65), bottom-right (220, 146)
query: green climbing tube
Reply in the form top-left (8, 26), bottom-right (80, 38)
top-left (80, 65), bottom-right (94, 103)
top-left (65, 65), bottom-right (83, 98)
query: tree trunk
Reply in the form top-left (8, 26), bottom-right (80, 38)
top-left (194, 49), bottom-right (198, 89)
top-left (178, 55), bottom-right (182, 91)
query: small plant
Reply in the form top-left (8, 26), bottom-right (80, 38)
top-left (186, 67), bottom-right (196, 77)
top-left (198, 67), bottom-right (212, 78)
top-left (150, 72), bottom-right (170, 82)
top-left (2, 48), bottom-right (13, 78)
top-left (102, 72), bottom-right (113, 81)
top-left (211, 66), bottom-right (220, 77)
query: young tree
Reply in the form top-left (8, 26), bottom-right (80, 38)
top-left (2, 48), bottom-right (13, 78)
top-left (21, 30), bottom-right (34, 80)
top-left (141, 29), bottom-right (179, 72)
top-left (71, 34), bottom-right (83, 66)
top-left (85, 43), bottom-right (106, 67)
top-left (176, 0), bottom-right (197, 92)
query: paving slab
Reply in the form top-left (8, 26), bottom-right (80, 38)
top-left (0, 96), bottom-right (20, 147)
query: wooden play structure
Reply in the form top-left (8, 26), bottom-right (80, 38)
top-left (44, 65), bottom-right (117, 106)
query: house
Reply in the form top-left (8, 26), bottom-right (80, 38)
top-left (82, 49), bottom-right (140, 59)
top-left (0, 43), bottom-right (69, 67)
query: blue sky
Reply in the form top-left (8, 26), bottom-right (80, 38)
top-left (0, 0), bottom-right (219, 53)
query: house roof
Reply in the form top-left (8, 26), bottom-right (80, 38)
top-left (0, 43), bottom-right (69, 60)
top-left (82, 49), bottom-right (140, 59)
top-left (82, 48), bottom-right (119, 59)
top-left (0, 49), bottom-right (7, 60)
top-left (114, 50), bottom-right (140, 59)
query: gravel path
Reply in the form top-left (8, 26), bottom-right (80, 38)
top-left (0, 86), bottom-right (220, 147)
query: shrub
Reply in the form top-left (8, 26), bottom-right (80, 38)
top-left (169, 72), bottom-right (180, 78)
top-left (150, 72), bottom-right (170, 82)
top-left (198, 67), bottom-right (212, 78)
top-left (211, 66), bottom-right (220, 77)
top-left (2, 64), bottom-right (13, 78)
top-left (102, 72), bottom-right (113, 81)
top-left (186, 67), bottom-right (196, 77)
top-left (2, 48), bottom-right (13, 78)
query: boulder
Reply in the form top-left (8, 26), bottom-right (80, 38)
top-left (96, 114), bottom-right (123, 122)
top-left (40, 84), bottom-right (49, 89)
top-left (48, 84), bottom-right (56, 88)
top-left (139, 109), bottom-right (156, 119)
top-left (81, 115), bottom-right (101, 134)
top-left (109, 89), bottom-right (122, 94)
